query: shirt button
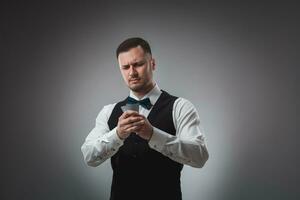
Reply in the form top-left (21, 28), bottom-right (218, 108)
top-left (153, 145), bottom-right (157, 148)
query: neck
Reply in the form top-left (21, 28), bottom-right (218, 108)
top-left (133, 82), bottom-right (156, 99)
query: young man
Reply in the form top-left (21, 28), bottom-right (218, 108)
top-left (81, 37), bottom-right (209, 200)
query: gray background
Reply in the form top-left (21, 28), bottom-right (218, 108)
top-left (1, 1), bottom-right (299, 200)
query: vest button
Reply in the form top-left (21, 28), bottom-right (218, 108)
top-left (132, 154), bottom-right (137, 158)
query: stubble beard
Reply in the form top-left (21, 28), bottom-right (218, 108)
top-left (128, 78), bottom-right (153, 94)
top-left (129, 81), bottom-right (145, 92)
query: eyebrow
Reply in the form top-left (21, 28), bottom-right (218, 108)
top-left (121, 60), bottom-right (145, 68)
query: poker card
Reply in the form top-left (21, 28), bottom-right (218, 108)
top-left (121, 103), bottom-right (139, 112)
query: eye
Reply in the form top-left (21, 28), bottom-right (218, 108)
top-left (136, 61), bottom-right (145, 66)
top-left (122, 65), bottom-right (130, 69)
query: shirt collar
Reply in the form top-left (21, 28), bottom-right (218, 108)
top-left (129, 83), bottom-right (162, 106)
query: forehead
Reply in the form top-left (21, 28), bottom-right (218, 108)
top-left (118, 46), bottom-right (146, 65)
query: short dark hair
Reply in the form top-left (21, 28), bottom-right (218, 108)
top-left (116, 37), bottom-right (152, 58)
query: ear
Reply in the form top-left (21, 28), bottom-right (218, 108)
top-left (151, 58), bottom-right (156, 71)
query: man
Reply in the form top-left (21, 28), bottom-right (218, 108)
top-left (81, 37), bottom-right (209, 200)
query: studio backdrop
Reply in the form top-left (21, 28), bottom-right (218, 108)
top-left (2, 1), bottom-right (299, 200)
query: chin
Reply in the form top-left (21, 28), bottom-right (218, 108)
top-left (129, 86), bottom-right (140, 92)
top-left (129, 84), bottom-right (144, 92)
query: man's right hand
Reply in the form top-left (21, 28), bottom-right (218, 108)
top-left (116, 111), bottom-right (144, 140)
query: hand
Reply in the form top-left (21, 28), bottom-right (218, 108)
top-left (135, 114), bottom-right (154, 141)
top-left (116, 111), bottom-right (144, 140)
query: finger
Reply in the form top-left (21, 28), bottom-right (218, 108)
top-left (119, 111), bottom-right (132, 120)
top-left (122, 120), bottom-right (143, 130)
top-left (122, 116), bottom-right (143, 126)
top-left (120, 111), bottom-right (143, 121)
top-left (124, 125), bottom-right (140, 133)
top-left (119, 113), bottom-right (137, 124)
top-left (132, 119), bottom-right (145, 126)
top-left (124, 110), bottom-right (139, 117)
top-left (139, 114), bottom-right (146, 119)
top-left (119, 112), bottom-right (128, 120)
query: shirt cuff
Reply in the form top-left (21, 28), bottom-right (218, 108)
top-left (148, 127), bottom-right (172, 152)
top-left (104, 127), bottom-right (124, 148)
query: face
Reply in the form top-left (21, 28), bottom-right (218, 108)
top-left (118, 46), bottom-right (156, 94)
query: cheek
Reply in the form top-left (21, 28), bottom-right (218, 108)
top-left (139, 67), bottom-right (148, 76)
top-left (121, 71), bottom-right (128, 80)
top-left (145, 67), bottom-right (152, 77)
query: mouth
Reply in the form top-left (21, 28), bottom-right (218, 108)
top-left (129, 78), bottom-right (140, 83)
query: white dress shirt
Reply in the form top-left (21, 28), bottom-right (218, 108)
top-left (81, 84), bottom-right (209, 168)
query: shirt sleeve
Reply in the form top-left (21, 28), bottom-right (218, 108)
top-left (148, 98), bottom-right (209, 168)
top-left (81, 103), bottom-right (124, 167)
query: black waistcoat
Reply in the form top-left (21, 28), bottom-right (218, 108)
top-left (107, 90), bottom-right (183, 200)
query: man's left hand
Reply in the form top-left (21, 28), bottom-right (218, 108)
top-left (133, 114), bottom-right (153, 141)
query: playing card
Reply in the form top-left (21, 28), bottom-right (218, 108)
top-left (121, 103), bottom-right (139, 112)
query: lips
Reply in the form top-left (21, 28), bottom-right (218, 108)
top-left (130, 79), bottom-right (140, 82)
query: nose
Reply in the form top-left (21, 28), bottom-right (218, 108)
top-left (129, 65), bottom-right (137, 77)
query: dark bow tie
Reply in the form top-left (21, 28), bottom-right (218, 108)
top-left (126, 96), bottom-right (153, 110)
